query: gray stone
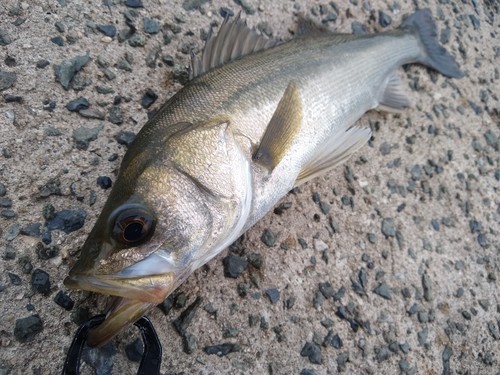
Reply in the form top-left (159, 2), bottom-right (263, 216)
top-left (0, 28), bottom-right (13, 46)
top-left (373, 283), bottom-right (392, 300)
top-left (73, 126), bottom-right (101, 150)
top-left (14, 315), bottom-right (43, 342)
top-left (0, 71), bottom-right (17, 91)
top-left (381, 218), bottom-right (396, 237)
top-left (143, 17), bottom-right (161, 34)
top-left (54, 54), bottom-right (90, 90)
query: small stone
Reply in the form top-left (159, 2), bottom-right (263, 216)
top-left (375, 346), bottom-right (391, 362)
top-left (31, 269), bottom-right (51, 296)
top-left (182, 0), bottom-right (207, 11)
top-left (373, 283), bottom-right (391, 300)
top-left (14, 315), bottom-right (43, 342)
top-left (128, 33), bottom-right (146, 47)
top-left (144, 17), bottom-right (161, 34)
top-left (36, 59), bottom-right (50, 69)
top-left (233, 0), bottom-right (255, 14)
top-left (78, 108), bottom-right (105, 120)
top-left (0, 183), bottom-right (6, 196)
top-left (36, 244), bottom-right (59, 260)
top-left (157, 294), bottom-right (174, 315)
top-left (351, 21), bottom-right (368, 35)
top-left (261, 228), bottom-right (276, 247)
top-left (0, 197), bottom-right (12, 208)
top-left (172, 64), bottom-right (189, 85)
top-left (53, 290), bottom-right (74, 310)
top-left (72, 125), bottom-right (101, 150)
top-left (422, 273), bottom-right (433, 302)
top-left (46, 209), bottom-right (87, 234)
top-left (378, 11), bottom-right (392, 27)
top-left (0, 209), bottom-right (15, 219)
top-left (204, 343), bottom-right (240, 356)
top-left (4, 94), bottom-right (23, 103)
top-left (223, 254), bottom-right (248, 278)
top-left (300, 342), bottom-right (322, 364)
top-left (50, 36), bottom-right (64, 46)
top-left (381, 218), bottom-right (396, 237)
top-left (96, 176), bottom-right (112, 190)
top-left (107, 105), bottom-right (124, 125)
top-left (3, 244), bottom-right (16, 260)
top-left (5, 223), bottom-right (20, 241)
top-left (141, 89), bottom-right (158, 108)
top-left (0, 28), bottom-right (13, 46)
top-left (125, 338), bottom-right (144, 362)
top-left (173, 297), bottom-right (202, 336)
top-left (54, 54), bottom-right (90, 90)
top-left (219, 6), bottom-right (234, 18)
top-left (66, 97), bottom-right (89, 112)
top-left (125, 0), bottom-right (143, 7)
top-left (8, 272), bottom-right (22, 285)
top-left (323, 330), bottom-right (343, 349)
top-left (319, 282), bottom-right (334, 298)
top-left (82, 343), bottom-right (116, 375)
top-left (417, 327), bottom-right (428, 346)
top-left (97, 24), bottom-right (116, 38)
top-left (313, 239), bottom-right (328, 252)
top-left (183, 333), bottom-right (197, 354)
top-left (0, 71), bottom-right (17, 91)
top-left (21, 223), bottom-right (42, 236)
top-left (265, 288), bottom-right (280, 304)
top-left (115, 130), bottom-right (136, 146)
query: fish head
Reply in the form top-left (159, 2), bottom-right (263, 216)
top-left (64, 145), bottom-right (216, 346)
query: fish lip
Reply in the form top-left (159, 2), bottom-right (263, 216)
top-left (64, 272), bottom-right (175, 304)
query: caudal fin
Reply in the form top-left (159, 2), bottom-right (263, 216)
top-left (401, 9), bottom-right (464, 78)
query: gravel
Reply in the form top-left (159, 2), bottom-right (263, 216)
top-left (0, 71), bottom-right (17, 91)
top-left (54, 54), bottom-right (90, 90)
top-left (223, 254), bottom-right (248, 278)
top-left (14, 315), bottom-right (43, 343)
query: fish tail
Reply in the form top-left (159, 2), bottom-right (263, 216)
top-left (401, 9), bottom-right (464, 78)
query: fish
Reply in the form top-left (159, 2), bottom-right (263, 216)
top-left (64, 8), bottom-right (463, 346)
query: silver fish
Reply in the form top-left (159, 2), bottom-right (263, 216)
top-left (64, 9), bottom-right (463, 345)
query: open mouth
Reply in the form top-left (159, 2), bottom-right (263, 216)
top-left (64, 272), bottom-right (175, 346)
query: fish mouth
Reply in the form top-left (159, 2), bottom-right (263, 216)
top-left (64, 272), bottom-right (175, 346)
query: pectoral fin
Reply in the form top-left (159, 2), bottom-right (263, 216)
top-left (296, 124), bottom-right (372, 186)
top-left (253, 81), bottom-right (303, 172)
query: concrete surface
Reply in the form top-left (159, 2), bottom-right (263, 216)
top-left (0, 0), bottom-right (498, 374)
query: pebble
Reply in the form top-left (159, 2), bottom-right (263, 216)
top-left (115, 130), bottom-right (136, 146)
top-left (125, 0), bottom-right (143, 8)
top-left (323, 330), bottom-right (343, 349)
top-left (300, 369), bottom-right (314, 375)
top-left (97, 24), bottom-right (116, 38)
top-left (378, 10), bottom-right (392, 27)
top-left (53, 290), bottom-right (74, 310)
top-left (375, 345), bottom-right (391, 362)
top-left (182, 0), bottom-right (207, 11)
top-left (128, 33), bottom-right (146, 47)
top-left (351, 21), bottom-right (368, 35)
top-left (96, 176), bottom-right (113, 190)
top-left (50, 36), bottom-right (64, 46)
top-left (46, 209), bottom-right (87, 234)
top-left (0, 183), bottom-right (6, 196)
top-left (65, 97), bottom-right (89, 112)
top-left (5, 223), bottom-right (20, 241)
top-left (143, 17), bottom-right (161, 34)
top-left (21, 223), bottom-right (42, 237)
top-left (78, 108), bottom-right (105, 120)
top-left (141, 89), bottom-right (158, 108)
top-left (125, 338), bottom-right (143, 362)
top-left (157, 294), bottom-right (174, 315)
top-left (422, 274), bottom-right (433, 302)
top-left (36, 59), bottom-right (50, 69)
top-left (54, 54), bottom-right (90, 90)
top-left (265, 288), bottom-right (280, 304)
top-left (3, 244), bottom-right (16, 260)
top-left (14, 315), bottom-right (43, 342)
top-left (233, 0), bottom-right (255, 14)
top-left (0, 28), bottom-right (12, 46)
top-left (319, 282), bottom-right (334, 299)
top-left (313, 239), bottom-right (328, 252)
top-left (0, 197), bottom-right (12, 208)
top-left (105, 106), bottom-right (124, 126)
top-left (300, 342), bottom-right (322, 364)
top-left (223, 254), bottom-right (248, 278)
top-left (4, 94), bottom-right (23, 103)
top-left (373, 283), bottom-right (391, 300)
top-left (31, 269), bottom-right (51, 296)
top-left (36, 244), bottom-right (59, 260)
top-left (0, 71), bottom-right (17, 91)
top-left (204, 343), bottom-right (240, 356)
top-left (8, 272), bottom-right (22, 285)
top-left (72, 125), bottom-right (101, 150)
top-left (183, 333), bottom-right (197, 354)
top-left (172, 64), bottom-right (189, 85)
top-left (336, 352), bottom-right (349, 372)
top-left (381, 218), bottom-right (395, 237)
top-left (173, 297), bottom-right (201, 336)
top-left (261, 228), bottom-right (276, 247)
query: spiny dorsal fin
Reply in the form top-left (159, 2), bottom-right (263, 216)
top-left (190, 13), bottom-right (278, 80)
top-left (253, 81), bottom-right (303, 172)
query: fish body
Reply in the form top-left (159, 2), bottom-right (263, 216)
top-left (64, 9), bottom-right (462, 345)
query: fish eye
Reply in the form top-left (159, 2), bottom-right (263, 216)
top-left (111, 205), bottom-right (156, 245)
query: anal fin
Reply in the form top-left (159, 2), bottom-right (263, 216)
top-left (296, 124), bottom-right (372, 186)
top-left (377, 72), bottom-right (411, 112)
top-left (253, 81), bottom-right (303, 172)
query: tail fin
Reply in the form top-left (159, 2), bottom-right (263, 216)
top-left (401, 9), bottom-right (464, 78)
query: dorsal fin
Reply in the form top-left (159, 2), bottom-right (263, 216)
top-left (190, 13), bottom-right (278, 80)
